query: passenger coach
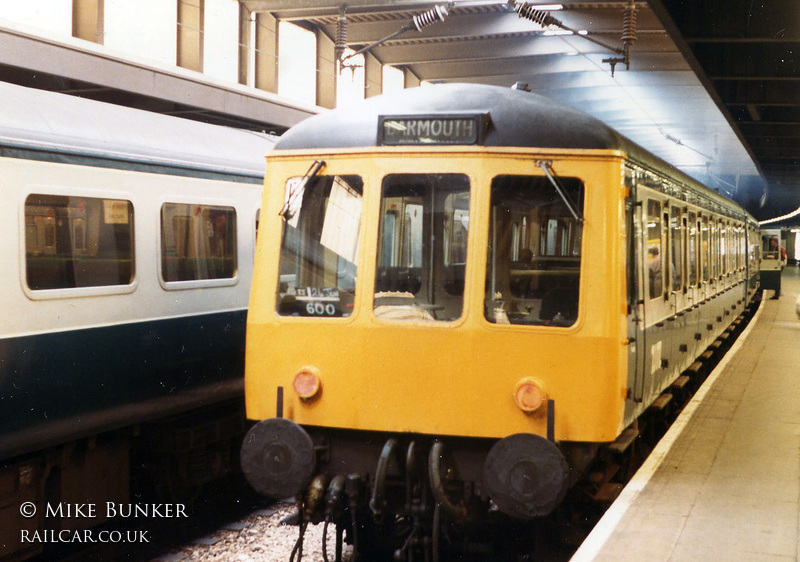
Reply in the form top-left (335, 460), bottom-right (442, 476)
top-left (0, 80), bottom-right (274, 560)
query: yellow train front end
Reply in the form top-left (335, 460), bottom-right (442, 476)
top-left (244, 144), bottom-right (630, 519)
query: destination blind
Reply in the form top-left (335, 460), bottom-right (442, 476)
top-left (379, 114), bottom-right (486, 145)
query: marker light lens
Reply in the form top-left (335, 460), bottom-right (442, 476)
top-left (514, 378), bottom-right (546, 413)
top-left (293, 367), bottom-right (322, 401)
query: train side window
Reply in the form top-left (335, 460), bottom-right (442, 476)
top-left (670, 206), bottom-right (683, 291)
top-left (662, 210), bottom-right (671, 294)
top-left (25, 194), bottom-right (134, 290)
top-left (749, 229), bottom-right (760, 271)
top-left (745, 228), bottom-right (752, 270)
top-left (719, 222), bottom-right (728, 275)
top-left (646, 200), bottom-right (663, 299)
top-left (710, 220), bottom-right (718, 279)
top-left (700, 216), bottom-right (709, 281)
top-left (736, 226), bottom-right (743, 270)
top-left (276, 175), bottom-right (363, 317)
top-left (688, 212), bottom-right (697, 286)
top-left (374, 173), bottom-right (470, 322)
top-left (485, 174), bottom-right (584, 327)
top-left (161, 203), bottom-right (237, 282)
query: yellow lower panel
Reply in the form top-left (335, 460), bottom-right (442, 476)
top-left (245, 321), bottom-right (626, 443)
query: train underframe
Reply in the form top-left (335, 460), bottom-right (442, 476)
top-left (0, 399), bottom-right (246, 561)
top-left (244, 418), bottom-right (600, 560)
top-left (243, 294), bottom-right (759, 561)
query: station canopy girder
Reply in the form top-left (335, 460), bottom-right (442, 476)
top-left (242, 0), bottom-right (800, 222)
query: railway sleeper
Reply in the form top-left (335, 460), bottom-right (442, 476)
top-left (669, 375), bottom-right (692, 403)
top-left (649, 393), bottom-right (673, 413)
top-left (607, 427), bottom-right (639, 456)
top-left (646, 393), bottom-right (675, 439)
top-left (686, 361), bottom-right (704, 375)
top-left (593, 482), bottom-right (625, 503)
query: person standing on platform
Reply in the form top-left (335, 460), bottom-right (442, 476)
top-left (769, 236), bottom-right (787, 299)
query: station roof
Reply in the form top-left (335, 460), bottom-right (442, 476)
top-left (244, 0), bottom-right (799, 223)
top-left (1, 2), bottom-right (796, 223)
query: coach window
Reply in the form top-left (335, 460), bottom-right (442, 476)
top-left (276, 175), bottom-right (362, 317)
top-left (719, 221), bottom-right (728, 275)
top-left (485, 174), bottom-right (584, 327)
top-left (688, 212), bottom-right (697, 286)
top-left (736, 227), bottom-right (744, 270)
top-left (161, 203), bottom-right (237, 283)
top-left (670, 206), bottom-right (683, 291)
top-left (749, 227), bottom-right (759, 272)
top-left (701, 216), bottom-right (710, 281)
top-left (721, 221), bottom-right (734, 275)
top-left (646, 200), bottom-right (663, 299)
top-left (25, 194), bottom-right (134, 290)
top-left (374, 174), bottom-right (470, 322)
top-left (710, 219), bottom-right (718, 279)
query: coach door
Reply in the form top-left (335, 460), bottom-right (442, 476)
top-left (626, 172), bottom-right (647, 402)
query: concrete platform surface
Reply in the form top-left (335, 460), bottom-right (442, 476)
top-left (573, 267), bottom-right (800, 561)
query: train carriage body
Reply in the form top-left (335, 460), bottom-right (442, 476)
top-left (242, 83), bottom-right (759, 554)
top-left (0, 81), bottom-right (274, 560)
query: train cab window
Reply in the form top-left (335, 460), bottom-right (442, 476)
top-left (25, 194), bottom-right (134, 290)
top-left (646, 200), bottom-right (663, 299)
top-left (374, 174), bottom-right (470, 322)
top-left (670, 206), bottom-right (683, 291)
top-left (161, 203), bottom-right (237, 282)
top-left (276, 175), bottom-right (363, 317)
top-left (762, 233), bottom-right (780, 260)
top-left (485, 174), bottom-right (584, 327)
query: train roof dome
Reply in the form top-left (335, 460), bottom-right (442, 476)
top-left (276, 82), bottom-right (634, 153)
top-left (0, 80), bottom-right (275, 180)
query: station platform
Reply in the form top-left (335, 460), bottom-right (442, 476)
top-left (573, 266), bottom-right (800, 561)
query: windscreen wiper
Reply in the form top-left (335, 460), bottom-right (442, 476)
top-left (537, 160), bottom-right (584, 223)
top-left (279, 159), bottom-right (326, 220)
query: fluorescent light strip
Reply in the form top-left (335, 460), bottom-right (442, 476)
top-left (759, 206), bottom-right (800, 225)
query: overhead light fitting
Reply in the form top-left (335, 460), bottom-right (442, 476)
top-left (620, 0), bottom-right (638, 69)
top-left (510, 0), bottom-right (638, 74)
top-left (338, 3), bottom-right (452, 71)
